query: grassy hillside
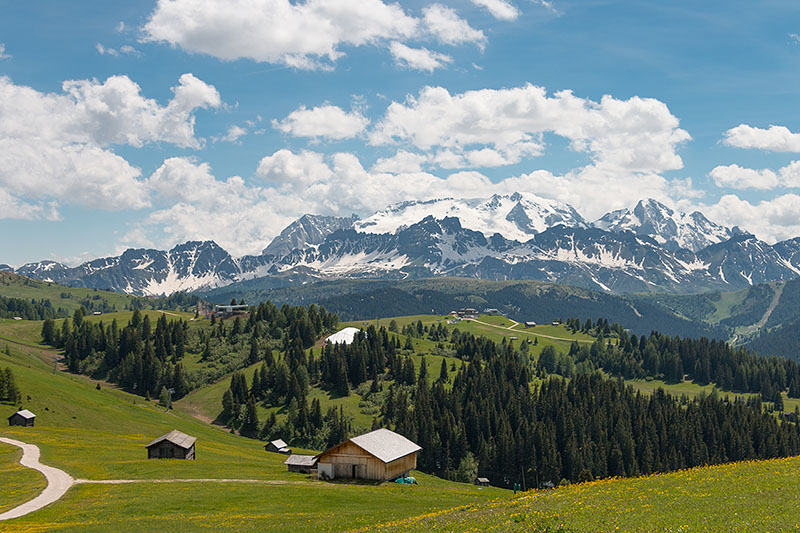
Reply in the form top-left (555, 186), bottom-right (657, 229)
top-left (0, 318), bottom-right (508, 531)
top-left (374, 456), bottom-right (800, 531)
top-left (0, 271), bottom-right (135, 314)
top-left (176, 313), bottom-right (594, 430)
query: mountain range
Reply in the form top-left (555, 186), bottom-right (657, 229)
top-left (7, 193), bottom-right (800, 296)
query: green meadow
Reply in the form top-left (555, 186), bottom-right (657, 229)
top-left (0, 316), bottom-right (508, 532)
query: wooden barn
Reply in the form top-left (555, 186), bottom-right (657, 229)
top-left (315, 428), bottom-right (421, 481)
top-left (475, 477), bottom-right (490, 486)
top-left (265, 439), bottom-right (291, 454)
top-left (7, 409), bottom-right (35, 427)
top-left (284, 454), bottom-right (317, 474)
top-left (146, 430), bottom-right (196, 460)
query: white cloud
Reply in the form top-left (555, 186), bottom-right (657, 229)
top-left (531, 0), bottom-right (559, 14)
top-left (422, 4), bottom-right (487, 49)
top-left (722, 124), bottom-right (800, 152)
top-left (790, 33), bottom-right (800, 44)
top-left (369, 84), bottom-right (690, 174)
top-left (371, 150), bottom-right (428, 173)
top-left (96, 43), bottom-right (142, 57)
top-left (256, 149), bottom-right (334, 189)
top-left (471, 0), bottom-right (520, 21)
top-left (0, 189), bottom-right (59, 221)
top-left (0, 74), bottom-right (219, 212)
top-left (700, 194), bottom-right (800, 244)
top-left (273, 104), bottom-right (369, 140)
top-left (217, 125), bottom-right (248, 143)
top-left (0, 44), bottom-right (10, 59)
top-left (143, 0), bottom-right (420, 69)
top-left (389, 42), bottom-right (452, 72)
top-left (709, 164), bottom-right (779, 190)
top-left (709, 161), bottom-right (800, 190)
top-left (116, 21), bottom-right (126, 33)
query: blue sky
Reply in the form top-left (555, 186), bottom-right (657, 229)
top-left (1, 0), bottom-right (799, 266)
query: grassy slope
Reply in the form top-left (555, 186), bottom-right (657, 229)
top-left (375, 456), bottom-right (800, 531)
top-left (0, 320), bottom-right (508, 532)
top-left (0, 272), bottom-right (134, 313)
top-left (178, 314), bottom-right (594, 428)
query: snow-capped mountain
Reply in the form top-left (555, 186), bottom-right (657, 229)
top-left (9, 194), bottom-right (800, 296)
top-left (355, 192), bottom-right (587, 241)
top-left (593, 198), bottom-right (736, 252)
top-left (262, 214), bottom-right (359, 257)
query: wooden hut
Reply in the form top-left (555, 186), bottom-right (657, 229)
top-left (284, 454), bottom-right (318, 474)
top-left (315, 428), bottom-right (421, 481)
top-left (265, 439), bottom-right (291, 454)
top-left (7, 409), bottom-right (35, 427)
top-left (146, 430), bottom-right (196, 460)
top-left (475, 477), bottom-right (490, 486)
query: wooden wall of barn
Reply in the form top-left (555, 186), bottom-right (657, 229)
top-left (385, 453), bottom-right (417, 480)
top-left (317, 441), bottom-right (418, 481)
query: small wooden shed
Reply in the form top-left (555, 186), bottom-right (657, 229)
top-left (146, 430), bottom-right (196, 460)
top-left (315, 428), bottom-right (421, 481)
top-left (265, 439), bottom-right (291, 454)
top-left (284, 454), bottom-right (318, 474)
top-left (475, 477), bottom-right (490, 486)
top-left (8, 409), bottom-right (35, 427)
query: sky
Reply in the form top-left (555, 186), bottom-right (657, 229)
top-left (1, 0), bottom-right (799, 267)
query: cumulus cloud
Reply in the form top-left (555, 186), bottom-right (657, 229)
top-left (722, 124), bottom-right (800, 152)
top-left (710, 161), bottom-right (800, 190)
top-left (389, 42), bottom-right (452, 72)
top-left (0, 44), bottom-right (9, 59)
top-left (0, 189), bottom-right (59, 221)
top-left (143, 0), bottom-right (420, 69)
top-left (0, 74), bottom-right (219, 213)
top-left (471, 0), bottom-right (520, 21)
top-left (369, 84), bottom-right (690, 174)
top-left (256, 149), bottom-right (334, 189)
top-left (700, 194), bottom-right (800, 244)
top-left (422, 4), bottom-right (487, 49)
top-left (709, 164), bottom-right (779, 190)
top-left (371, 150), bottom-right (428, 173)
top-left (273, 104), bottom-right (369, 140)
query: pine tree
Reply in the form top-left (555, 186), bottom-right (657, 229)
top-left (240, 397), bottom-right (260, 438)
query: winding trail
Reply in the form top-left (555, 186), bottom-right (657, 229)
top-left (0, 437), bottom-right (74, 521)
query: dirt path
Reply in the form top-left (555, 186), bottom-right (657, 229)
top-left (75, 478), bottom-right (309, 485)
top-left (0, 437), bottom-right (312, 521)
top-left (0, 437), bottom-right (74, 521)
top-left (470, 319), bottom-right (593, 344)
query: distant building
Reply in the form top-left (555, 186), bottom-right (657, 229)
top-left (12, 317), bottom-right (22, 321)
top-left (525, 321), bottom-right (537, 328)
top-left (509, 336), bottom-right (518, 341)
top-left (8, 409), bottom-right (35, 427)
top-left (483, 308), bottom-right (501, 315)
top-left (285, 454), bottom-right (318, 474)
top-left (551, 321), bottom-right (560, 326)
top-left (265, 439), bottom-right (291, 454)
top-left (475, 477), bottom-right (490, 486)
top-left (456, 308), bottom-right (479, 319)
top-left (316, 428), bottom-right (421, 481)
top-left (92, 311), bottom-right (102, 315)
top-left (214, 304), bottom-right (249, 318)
top-left (146, 430), bottom-right (196, 460)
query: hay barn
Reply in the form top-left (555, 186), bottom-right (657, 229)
top-left (315, 428), bottom-right (421, 481)
top-left (7, 409), bottom-right (35, 427)
top-left (284, 454), bottom-right (317, 474)
top-left (265, 439), bottom-right (291, 454)
top-left (146, 430), bottom-right (196, 460)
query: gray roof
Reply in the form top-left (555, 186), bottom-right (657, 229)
top-left (270, 439), bottom-right (288, 449)
top-left (146, 430), bottom-right (196, 449)
top-left (349, 428), bottom-right (421, 464)
top-left (284, 454), bottom-right (318, 467)
top-left (11, 409), bottom-right (35, 419)
top-left (476, 477), bottom-right (490, 483)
